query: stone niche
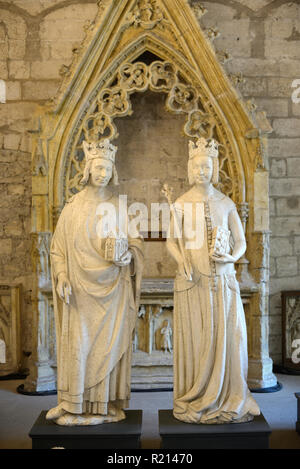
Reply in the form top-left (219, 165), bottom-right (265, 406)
top-left (24, 0), bottom-right (277, 393)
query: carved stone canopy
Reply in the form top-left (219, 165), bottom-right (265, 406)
top-left (28, 0), bottom-right (276, 392)
top-left (31, 0), bottom-right (266, 226)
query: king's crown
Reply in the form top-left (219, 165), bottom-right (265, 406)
top-left (189, 137), bottom-right (219, 160)
top-left (83, 139), bottom-right (118, 163)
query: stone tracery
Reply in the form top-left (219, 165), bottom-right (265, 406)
top-left (65, 59), bottom-right (236, 202)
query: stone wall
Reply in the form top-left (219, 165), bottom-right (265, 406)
top-left (0, 0), bottom-right (299, 366)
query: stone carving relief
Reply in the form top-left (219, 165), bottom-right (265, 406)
top-left (134, 304), bottom-right (173, 355)
top-left (125, 0), bottom-right (166, 31)
top-left (150, 62), bottom-right (175, 91)
top-left (184, 110), bottom-right (215, 140)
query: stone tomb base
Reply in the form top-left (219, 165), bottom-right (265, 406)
top-left (159, 410), bottom-right (271, 449)
top-left (29, 410), bottom-right (142, 449)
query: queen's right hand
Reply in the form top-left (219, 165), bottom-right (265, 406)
top-left (57, 273), bottom-right (72, 304)
top-left (114, 250), bottom-right (132, 267)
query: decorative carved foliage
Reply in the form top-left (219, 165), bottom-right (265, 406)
top-left (238, 202), bottom-right (250, 227)
top-left (204, 27), bottom-right (220, 41)
top-left (134, 302), bottom-right (173, 355)
top-left (191, 3), bottom-right (208, 19)
top-left (65, 59), bottom-right (236, 201)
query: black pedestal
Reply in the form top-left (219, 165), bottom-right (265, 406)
top-left (296, 393), bottom-right (300, 434)
top-left (29, 410), bottom-right (142, 449)
top-left (159, 410), bottom-right (271, 449)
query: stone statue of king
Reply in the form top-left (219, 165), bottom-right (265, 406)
top-left (46, 139), bottom-right (144, 426)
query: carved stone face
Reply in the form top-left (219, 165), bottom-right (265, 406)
top-left (89, 158), bottom-right (113, 188)
top-left (191, 155), bottom-right (213, 185)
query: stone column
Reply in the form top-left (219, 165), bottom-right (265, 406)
top-left (21, 136), bottom-right (56, 393)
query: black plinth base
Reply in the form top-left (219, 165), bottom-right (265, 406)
top-left (159, 410), bottom-right (271, 449)
top-left (29, 410), bottom-right (142, 449)
top-left (17, 384), bottom-right (57, 396)
top-left (296, 393), bottom-right (300, 434)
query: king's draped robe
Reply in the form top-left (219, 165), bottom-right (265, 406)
top-left (50, 188), bottom-right (143, 415)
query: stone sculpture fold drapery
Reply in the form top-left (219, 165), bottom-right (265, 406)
top-left (46, 140), bottom-right (143, 426)
top-left (166, 138), bottom-right (260, 424)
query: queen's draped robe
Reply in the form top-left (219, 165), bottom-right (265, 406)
top-left (50, 188), bottom-right (143, 415)
top-left (169, 186), bottom-right (260, 424)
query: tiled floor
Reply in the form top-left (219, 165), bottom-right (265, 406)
top-left (0, 373), bottom-right (299, 449)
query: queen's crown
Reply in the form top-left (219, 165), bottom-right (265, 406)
top-left (189, 137), bottom-right (219, 160)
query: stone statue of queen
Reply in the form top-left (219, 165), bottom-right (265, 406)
top-left (46, 139), bottom-right (144, 426)
top-left (166, 137), bottom-right (260, 424)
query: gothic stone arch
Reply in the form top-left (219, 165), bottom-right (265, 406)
top-left (25, 0), bottom-right (276, 393)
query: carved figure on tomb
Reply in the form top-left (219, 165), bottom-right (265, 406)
top-left (46, 139), bottom-right (144, 426)
top-left (165, 137), bottom-right (260, 424)
top-left (161, 319), bottom-right (172, 353)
